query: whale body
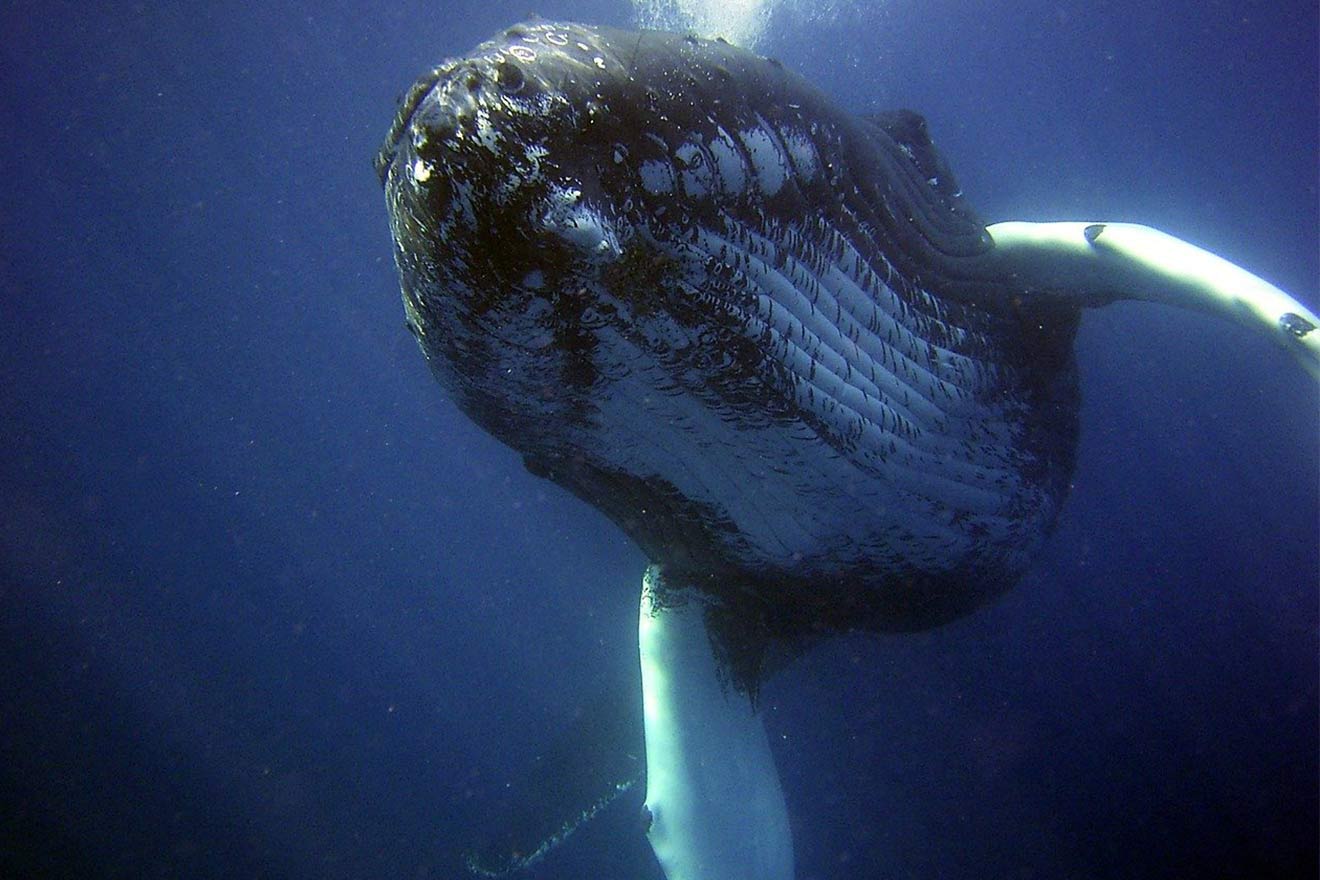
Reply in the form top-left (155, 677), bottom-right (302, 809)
top-left (376, 21), bottom-right (1318, 879)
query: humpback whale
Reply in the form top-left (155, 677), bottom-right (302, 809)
top-left (375, 21), bottom-right (1318, 879)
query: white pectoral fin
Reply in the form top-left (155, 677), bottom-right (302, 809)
top-left (638, 567), bottom-right (794, 880)
top-left (988, 221), bottom-right (1320, 380)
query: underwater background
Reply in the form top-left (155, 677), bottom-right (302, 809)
top-left (2, 1), bottom-right (1316, 877)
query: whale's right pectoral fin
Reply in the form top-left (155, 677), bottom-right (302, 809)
top-left (638, 566), bottom-right (794, 880)
top-left (987, 221), bottom-right (1320, 380)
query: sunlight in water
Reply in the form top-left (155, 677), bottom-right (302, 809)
top-left (630, 0), bottom-right (781, 48)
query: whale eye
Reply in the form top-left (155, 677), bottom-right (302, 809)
top-left (495, 60), bottom-right (525, 94)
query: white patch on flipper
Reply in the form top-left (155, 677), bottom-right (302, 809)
top-left (638, 569), bottom-right (793, 880)
top-left (987, 221), bottom-right (1320, 379)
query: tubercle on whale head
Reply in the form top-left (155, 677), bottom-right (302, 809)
top-left (375, 23), bottom-right (663, 360)
top-left (374, 23), bottom-right (614, 186)
top-left (376, 21), bottom-right (681, 228)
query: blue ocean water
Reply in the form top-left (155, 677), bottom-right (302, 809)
top-left (1, 1), bottom-right (1315, 878)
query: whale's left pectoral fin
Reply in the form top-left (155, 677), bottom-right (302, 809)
top-left (638, 566), bottom-right (794, 880)
top-left (988, 221), bottom-right (1320, 380)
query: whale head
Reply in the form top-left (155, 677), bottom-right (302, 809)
top-left (375, 21), bottom-right (839, 414)
top-left (377, 21), bottom-right (1081, 678)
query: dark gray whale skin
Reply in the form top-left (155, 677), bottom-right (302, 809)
top-left (377, 21), bottom-right (1081, 675)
